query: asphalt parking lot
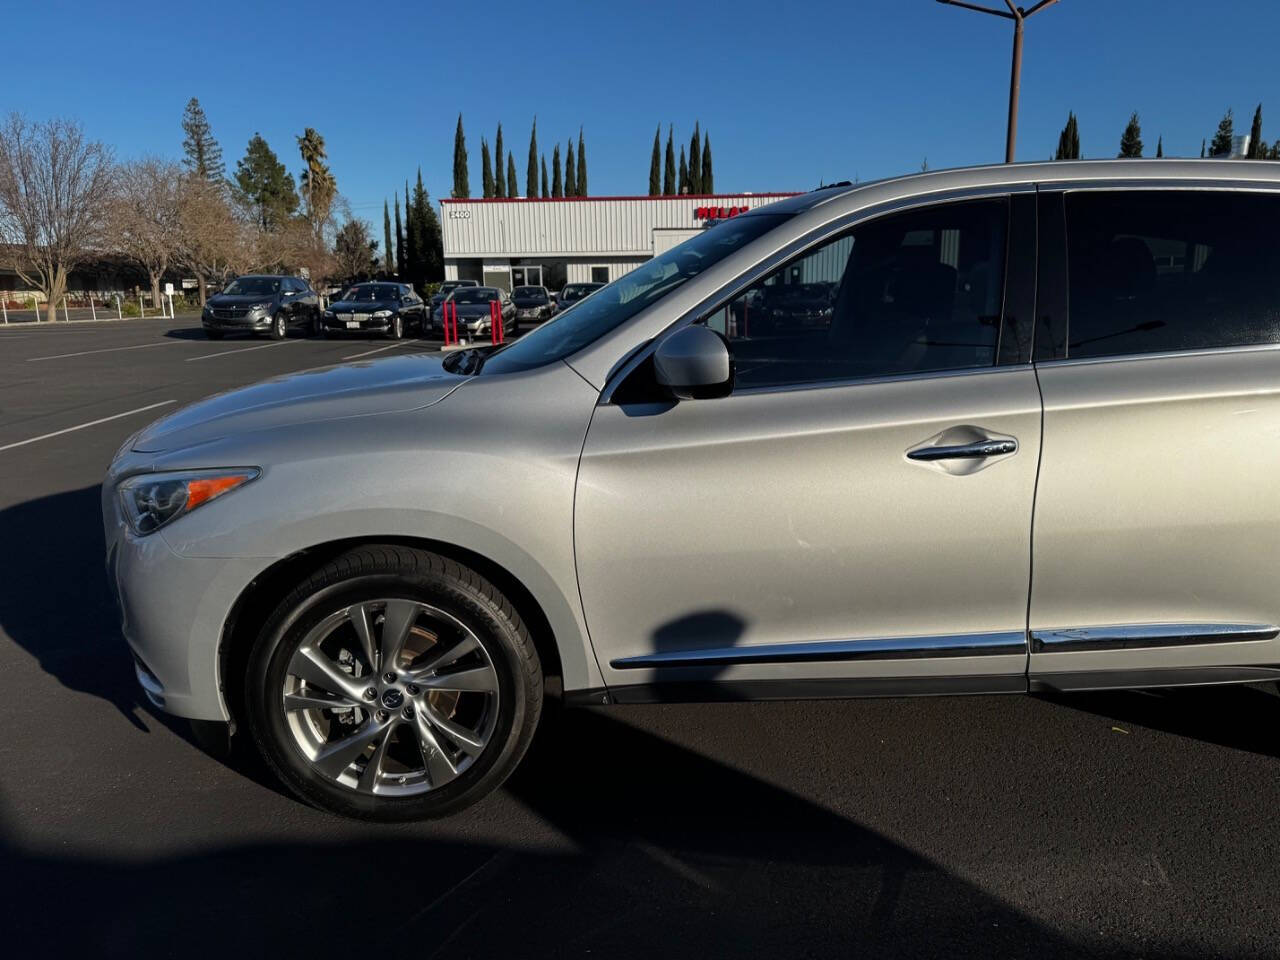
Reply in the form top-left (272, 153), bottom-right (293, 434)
top-left (2, 317), bottom-right (1280, 958)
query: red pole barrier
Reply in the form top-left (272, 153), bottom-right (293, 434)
top-left (490, 300), bottom-right (503, 344)
top-left (445, 301), bottom-right (456, 344)
top-left (442, 302), bottom-right (450, 345)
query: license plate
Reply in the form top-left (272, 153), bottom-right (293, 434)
top-left (346, 320), bottom-right (360, 329)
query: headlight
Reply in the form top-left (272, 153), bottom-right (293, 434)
top-left (250, 302), bottom-right (272, 313)
top-left (118, 468), bottom-right (260, 536)
top-left (372, 309), bottom-right (393, 318)
top-left (323, 310), bottom-right (335, 318)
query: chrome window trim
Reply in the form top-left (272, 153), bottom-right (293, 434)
top-left (1034, 341), bottom-right (1280, 369)
top-left (610, 630), bottom-right (1027, 670)
top-left (1030, 622), bottom-right (1278, 654)
top-left (600, 183), bottom-right (1035, 405)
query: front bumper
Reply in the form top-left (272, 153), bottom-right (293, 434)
top-left (320, 316), bottom-right (392, 334)
top-left (203, 314), bottom-right (272, 332)
top-left (103, 485), bottom-right (270, 721)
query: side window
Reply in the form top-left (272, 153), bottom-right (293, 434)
top-left (1065, 190), bottom-right (1280, 359)
top-left (698, 198), bottom-right (1008, 390)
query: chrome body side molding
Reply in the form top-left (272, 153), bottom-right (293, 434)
top-left (610, 631), bottom-right (1027, 670)
top-left (1030, 622), bottom-right (1278, 653)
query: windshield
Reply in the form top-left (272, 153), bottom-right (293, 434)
top-left (451, 288), bottom-right (498, 304)
top-left (483, 214), bottom-right (788, 375)
top-left (513, 287), bottom-right (545, 299)
top-left (341, 284), bottom-right (401, 302)
top-left (560, 284), bottom-right (599, 301)
top-left (223, 277), bottom-right (280, 296)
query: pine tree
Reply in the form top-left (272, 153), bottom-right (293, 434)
top-left (577, 127), bottom-right (587, 197)
top-left (181, 97), bottom-right (225, 183)
top-left (394, 196), bottom-right (405, 279)
top-left (494, 124), bottom-right (506, 196)
top-left (688, 122), bottom-right (702, 193)
top-left (565, 141), bottom-right (576, 197)
top-left (452, 114), bottom-right (470, 198)
top-left (663, 125), bottom-right (676, 195)
top-left (1156, 135), bottom-right (1164, 158)
top-left (527, 117), bottom-right (539, 196)
top-left (701, 131), bottom-right (713, 193)
top-left (383, 200), bottom-right (394, 276)
top-left (1054, 111), bottom-right (1081, 160)
top-left (1247, 104), bottom-right (1264, 159)
top-left (1118, 112), bottom-right (1143, 158)
top-left (480, 139), bottom-right (495, 198)
top-left (649, 125), bottom-right (661, 195)
top-left (541, 155), bottom-right (549, 197)
top-left (234, 133), bottom-right (298, 229)
top-left (506, 152), bottom-right (518, 198)
top-left (1210, 109), bottom-right (1234, 157)
top-left (552, 145), bottom-right (563, 197)
top-left (678, 146), bottom-right (689, 194)
top-left (412, 169), bottom-right (443, 284)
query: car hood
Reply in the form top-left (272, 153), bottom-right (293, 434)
top-left (208, 294), bottom-right (278, 307)
top-left (328, 299), bottom-right (399, 312)
top-left (439, 302), bottom-right (494, 317)
top-left (512, 299), bottom-right (547, 308)
top-left (131, 353), bottom-right (466, 453)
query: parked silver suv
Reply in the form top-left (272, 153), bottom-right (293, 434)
top-left (104, 160), bottom-right (1280, 820)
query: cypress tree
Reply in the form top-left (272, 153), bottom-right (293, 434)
top-left (413, 169), bottom-right (443, 283)
top-left (382, 200), bottom-right (394, 276)
top-left (1210, 109), bottom-right (1234, 157)
top-left (577, 127), bottom-right (587, 197)
top-left (181, 97), bottom-right (225, 183)
top-left (494, 124), bottom-right (506, 196)
top-left (394, 196), bottom-right (405, 279)
top-left (527, 117), bottom-right (538, 196)
top-left (1201, 139), bottom-right (1206, 158)
top-left (1055, 111), bottom-right (1080, 160)
top-left (565, 141), bottom-right (576, 197)
top-left (1118, 112), bottom-right (1143, 158)
top-left (552, 145), bottom-right (563, 197)
top-left (701, 131), bottom-right (713, 193)
top-left (480, 139), bottom-right (494, 197)
top-left (541, 155), bottom-right (549, 197)
top-left (678, 146), bottom-right (689, 194)
top-left (688, 122), bottom-right (702, 193)
top-left (1247, 104), bottom-right (1264, 158)
top-left (1156, 135), bottom-right (1164, 158)
top-left (403, 183), bottom-right (418, 284)
top-left (663, 125), bottom-right (676, 194)
top-left (506, 152), bottom-right (518, 198)
top-left (649, 125), bottom-right (661, 195)
top-left (452, 114), bottom-right (469, 198)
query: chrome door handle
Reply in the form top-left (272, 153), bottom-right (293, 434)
top-left (907, 438), bottom-right (1018, 461)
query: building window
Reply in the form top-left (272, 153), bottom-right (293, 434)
top-left (590, 266), bottom-right (610, 284)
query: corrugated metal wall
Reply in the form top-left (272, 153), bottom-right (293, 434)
top-left (440, 194), bottom-right (795, 258)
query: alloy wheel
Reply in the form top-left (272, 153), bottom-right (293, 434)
top-left (280, 599), bottom-right (500, 797)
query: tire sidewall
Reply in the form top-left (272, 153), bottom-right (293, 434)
top-left (245, 568), bottom-right (533, 821)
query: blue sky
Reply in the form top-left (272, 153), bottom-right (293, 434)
top-left (8, 0), bottom-right (1280, 223)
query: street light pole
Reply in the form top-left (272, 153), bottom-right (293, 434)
top-left (936, 0), bottom-right (1061, 163)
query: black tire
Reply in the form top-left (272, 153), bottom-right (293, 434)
top-left (205, 328), bottom-right (224, 340)
top-left (387, 315), bottom-right (403, 340)
top-left (243, 545), bottom-right (542, 821)
top-left (270, 312), bottom-right (287, 340)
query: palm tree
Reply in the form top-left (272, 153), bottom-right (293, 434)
top-left (297, 127), bottom-right (336, 236)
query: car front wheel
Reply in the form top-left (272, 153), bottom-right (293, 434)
top-left (243, 545), bottom-right (542, 821)
top-left (270, 313), bottom-right (287, 340)
top-left (388, 315), bottom-right (403, 340)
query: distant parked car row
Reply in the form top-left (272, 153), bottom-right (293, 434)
top-left (201, 274), bottom-right (607, 341)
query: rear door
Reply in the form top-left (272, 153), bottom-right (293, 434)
top-left (1029, 188), bottom-right (1280, 688)
top-left (576, 193), bottom-right (1044, 698)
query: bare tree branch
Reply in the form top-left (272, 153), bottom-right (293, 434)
top-left (934, 0), bottom-right (1015, 19)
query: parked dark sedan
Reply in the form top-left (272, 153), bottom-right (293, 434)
top-left (201, 275), bottom-right (319, 340)
top-left (320, 283), bottom-right (426, 339)
top-left (428, 279), bottom-right (479, 315)
top-left (430, 286), bottom-right (516, 339)
top-left (511, 285), bottom-right (555, 326)
top-left (557, 281), bottom-right (604, 307)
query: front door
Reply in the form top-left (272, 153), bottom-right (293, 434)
top-left (1029, 188), bottom-right (1280, 687)
top-left (575, 196), bottom-right (1042, 698)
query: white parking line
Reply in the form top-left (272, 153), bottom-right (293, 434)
top-left (186, 339), bottom-right (302, 362)
top-left (341, 339), bottom-right (420, 360)
top-left (27, 340), bottom-right (185, 362)
top-left (0, 399), bottom-right (175, 453)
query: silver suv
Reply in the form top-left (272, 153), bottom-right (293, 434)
top-left (104, 160), bottom-right (1280, 820)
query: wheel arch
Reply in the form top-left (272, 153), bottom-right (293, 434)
top-left (218, 535), bottom-right (566, 733)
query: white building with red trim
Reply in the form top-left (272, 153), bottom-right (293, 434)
top-left (439, 193), bottom-right (799, 292)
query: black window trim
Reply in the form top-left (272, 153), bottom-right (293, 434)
top-left (604, 185), bottom-right (1035, 404)
top-left (1033, 183), bottom-right (1280, 367)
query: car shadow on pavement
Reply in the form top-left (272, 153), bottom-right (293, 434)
top-left (0, 706), bottom-right (1181, 960)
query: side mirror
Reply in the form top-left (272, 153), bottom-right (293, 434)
top-left (653, 325), bottom-right (733, 400)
